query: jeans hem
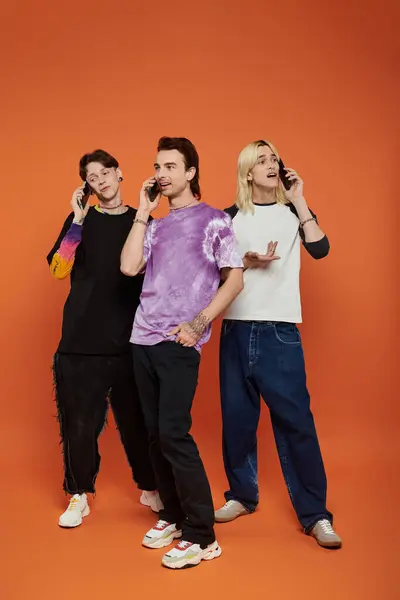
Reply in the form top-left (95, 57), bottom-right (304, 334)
top-left (303, 514), bottom-right (333, 534)
top-left (224, 492), bottom-right (257, 513)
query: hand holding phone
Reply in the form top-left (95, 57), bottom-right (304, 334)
top-left (72, 183), bottom-right (91, 223)
top-left (139, 178), bottom-right (161, 214)
top-left (79, 182), bottom-right (92, 209)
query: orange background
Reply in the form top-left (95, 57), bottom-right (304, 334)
top-left (1, 0), bottom-right (398, 598)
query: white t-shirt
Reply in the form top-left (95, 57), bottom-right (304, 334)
top-left (225, 202), bottom-right (304, 323)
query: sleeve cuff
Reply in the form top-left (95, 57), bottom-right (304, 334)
top-left (303, 236), bottom-right (330, 259)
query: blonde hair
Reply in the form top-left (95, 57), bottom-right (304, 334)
top-left (236, 139), bottom-right (289, 213)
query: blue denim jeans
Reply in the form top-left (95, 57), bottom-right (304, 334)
top-left (220, 320), bottom-right (332, 532)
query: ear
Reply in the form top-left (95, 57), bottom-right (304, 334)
top-left (186, 166), bottom-right (196, 182)
top-left (116, 168), bottom-right (123, 182)
top-left (247, 173), bottom-right (252, 181)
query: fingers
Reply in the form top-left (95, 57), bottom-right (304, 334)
top-left (284, 168), bottom-right (303, 183)
top-left (176, 333), bottom-right (196, 346)
top-left (259, 256), bottom-right (280, 268)
top-left (73, 187), bottom-right (84, 202)
top-left (142, 177), bottom-right (157, 191)
top-left (264, 241), bottom-right (278, 257)
top-left (258, 254), bottom-right (280, 262)
top-left (172, 322), bottom-right (198, 346)
top-left (245, 245), bottom-right (281, 270)
top-left (72, 187), bottom-right (87, 213)
top-left (167, 326), bottom-right (180, 336)
top-left (167, 323), bottom-right (196, 346)
top-left (245, 251), bottom-right (259, 260)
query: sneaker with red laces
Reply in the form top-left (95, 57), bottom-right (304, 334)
top-left (142, 520), bottom-right (182, 549)
top-left (161, 540), bottom-right (222, 569)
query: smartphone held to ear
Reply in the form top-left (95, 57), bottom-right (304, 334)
top-left (79, 182), bottom-right (92, 210)
top-left (279, 159), bottom-right (292, 191)
top-left (147, 181), bottom-right (160, 202)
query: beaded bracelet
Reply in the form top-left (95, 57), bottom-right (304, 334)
top-left (300, 217), bottom-right (316, 227)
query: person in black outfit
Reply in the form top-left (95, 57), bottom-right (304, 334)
top-left (47, 149), bottom-right (161, 528)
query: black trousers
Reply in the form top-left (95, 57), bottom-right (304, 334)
top-left (53, 352), bottom-right (156, 495)
top-left (131, 342), bottom-right (215, 547)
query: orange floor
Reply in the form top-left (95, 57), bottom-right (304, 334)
top-left (3, 382), bottom-right (397, 600)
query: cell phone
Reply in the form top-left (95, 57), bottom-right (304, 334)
top-left (147, 181), bottom-right (160, 202)
top-left (279, 158), bottom-right (292, 191)
top-left (80, 182), bottom-right (92, 210)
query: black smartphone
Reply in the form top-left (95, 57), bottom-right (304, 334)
top-left (279, 158), bottom-right (292, 191)
top-left (147, 181), bottom-right (160, 202)
top-left (80, 182), bottom-right (92, 210)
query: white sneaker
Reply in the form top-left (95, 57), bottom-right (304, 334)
top-left (142, 520), bottom-right (182, 549)
top-left (140, 490), bottom-right (164, 513)
top-left (215, 500), bottom-right (248, 523)
top-left (58, 494), bottom-right (90, 528)
top-left (162, 540), bottom-right (222, 569)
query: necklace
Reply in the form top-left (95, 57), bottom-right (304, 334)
top-left (169, 199), bottom-right (199, 211)
top-left (96, 203), bottom-right (125, 214)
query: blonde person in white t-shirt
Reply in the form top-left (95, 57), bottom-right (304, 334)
top-left (215, 140), bottom-right (342, 549)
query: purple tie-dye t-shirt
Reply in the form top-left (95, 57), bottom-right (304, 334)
top-left (130, 202), bottom-right (243, 351)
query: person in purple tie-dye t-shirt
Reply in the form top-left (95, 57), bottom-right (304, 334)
top-left (121, 137), bottom-right (243, 570)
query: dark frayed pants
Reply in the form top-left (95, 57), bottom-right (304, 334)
top-left (53, 352), bottom-right (156, 495)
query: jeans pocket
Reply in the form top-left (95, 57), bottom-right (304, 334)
top-left (221, 319), bottom-right (236, 337)
top-left (273, 323), bottom-right (301, 345)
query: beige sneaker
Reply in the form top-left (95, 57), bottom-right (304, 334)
top-left (215, 500), bottom-right (249, 523)
top-left (310, 519), bottom-right (342, 548)
top-left (140, 490), bottom-right (164, 513)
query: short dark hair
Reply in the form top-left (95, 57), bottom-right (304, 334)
top-left (157, 137), bottom-right (201, 199)
top-left (79, 149), bottom-right (119, 181)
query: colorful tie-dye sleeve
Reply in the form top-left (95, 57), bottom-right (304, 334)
top-left (49, 222), bottom-right (83, 279)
